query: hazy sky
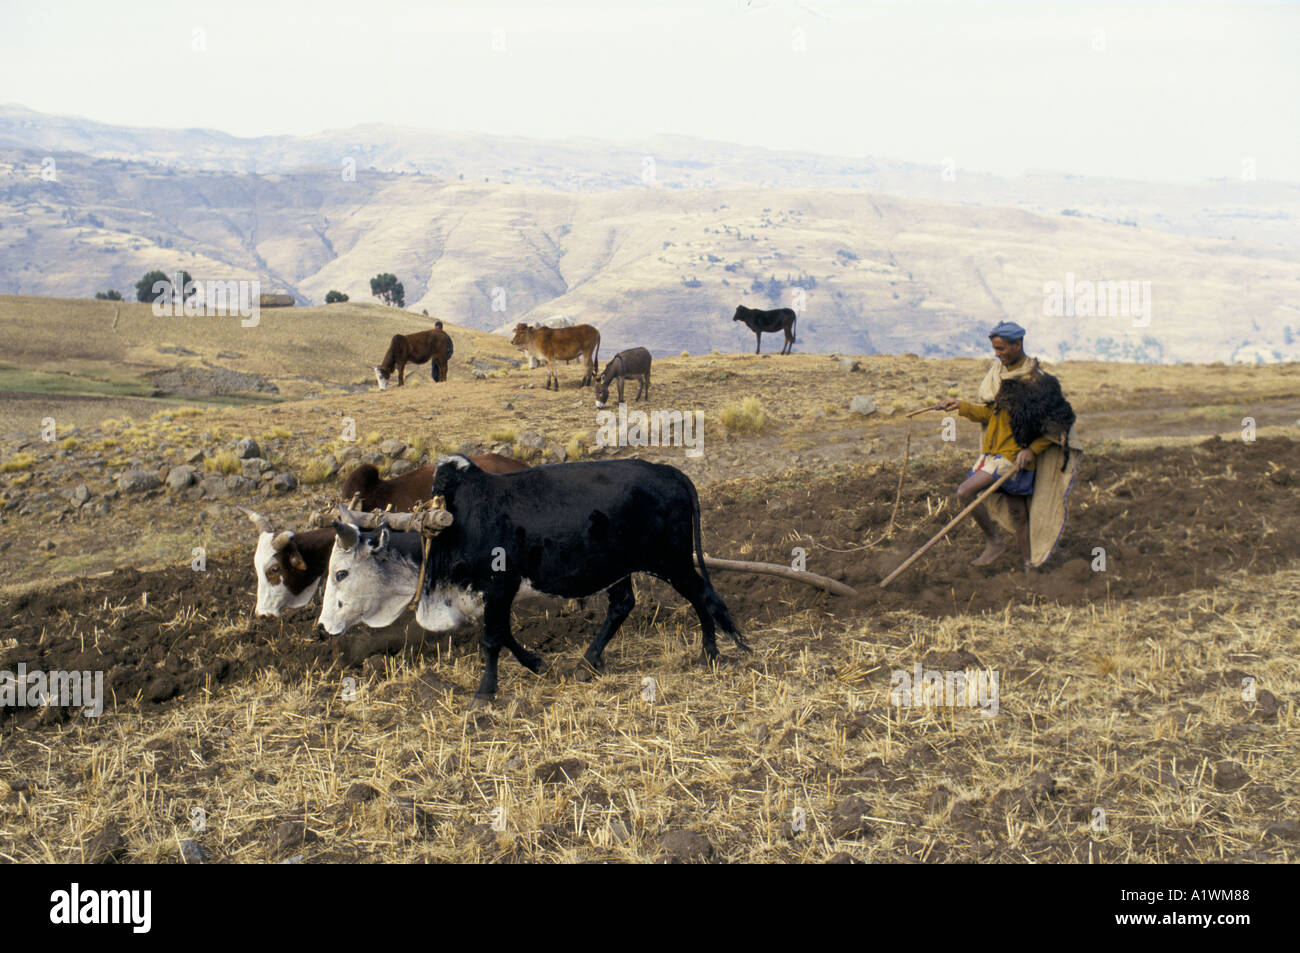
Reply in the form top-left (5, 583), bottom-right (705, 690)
top-left (3, 0), bottom-right (1297, 182)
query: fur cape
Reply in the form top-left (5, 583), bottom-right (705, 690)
top-left (992, 369), bottom-right (1076, 470)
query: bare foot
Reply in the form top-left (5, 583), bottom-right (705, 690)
top-left (972, 538), bottom-right (1007, 566)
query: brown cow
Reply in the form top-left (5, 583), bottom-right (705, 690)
top-left (341, 452), bottom-right (528, 511)
top-left (375, 327), bottom-right (454, 389)
top-left (511, 323), bottom-right (600, 390)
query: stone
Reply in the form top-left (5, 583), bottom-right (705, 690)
top-left (117, 469), bottom-right (161, 493)
top-left (241, 457), bottom-right (273, 479)
top-left (839, 357), bottom-right (861, 372)
top-left (70, 484), bottom-right (92, 506)
top-left (379, 439), bottom-right (407, 457)
top-left (849, 395), bottom-right (877, 416)
top-left (271, 472), bottom-right (297, 493)
top-left (166, 465), bottom-right (198, 491)
top-left (389, 459), bottom-right (417, 477)
top-left (235, 438), bottom-right (261, 459)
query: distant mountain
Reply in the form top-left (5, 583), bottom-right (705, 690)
top-left (2, 106), bottom-right (1298, 364)
top-left (4, 104), bottom-right (1297, 248)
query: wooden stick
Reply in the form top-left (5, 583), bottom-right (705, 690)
top-left (905, 404), bottom-right (945, 418)
top-left (886, 424), bottom-right (912, 535)
top-left (699, 556), bottom-right (858, 597)
top-left (879, 468), bottom-right (1017, 588)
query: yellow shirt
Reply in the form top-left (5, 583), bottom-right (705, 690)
top-left (957, 401), bottom-right (1054, 470)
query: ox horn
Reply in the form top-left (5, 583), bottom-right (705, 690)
top-left (271, 531), bottom-right (294, 551)
top-left (238, 506), bottom-right (274, 535)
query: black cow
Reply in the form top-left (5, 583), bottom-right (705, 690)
top-left (733, 305), bottom-right (797, 354)
top-left (402, 455), bottom-right (746, 700)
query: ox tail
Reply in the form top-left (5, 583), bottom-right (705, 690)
top-left (686, 476), bottom-right (748, 651)
top-left (593, 338), bottom-right (600, 377)
top-left (790, 314), bottom-right (796, 343)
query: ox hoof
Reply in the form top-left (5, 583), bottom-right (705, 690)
top-left (521, 653), bottom-right (547, 676)
top-left (573, 658), bottom-right (604, 682)
top-left (470, 693), bottom-right (494, 709)
top-left (696, 650), bottom-right (725, 670)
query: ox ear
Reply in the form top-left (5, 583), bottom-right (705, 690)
top-left (287, 542), bottom-right (307, 571)
top-left (332, 520), bottom-right (360, 550)
top-left (373, 525), bottom-right (391, 550)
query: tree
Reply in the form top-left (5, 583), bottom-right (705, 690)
top-left (136, 269), bottom-right (194, 303)
top-left (369, 273), bottom-right (405, 308)
top-left (324, 290), bottom-right (349, 304)
top-left (94, 289), bottom-right (122, 301)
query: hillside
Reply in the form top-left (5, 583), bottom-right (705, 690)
top-left (2, 160), bottom-right (1298, 364)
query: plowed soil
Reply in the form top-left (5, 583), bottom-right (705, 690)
top-left (4, 435), bottom-right (1296, 728)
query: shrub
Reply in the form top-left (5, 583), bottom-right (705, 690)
top-left (720, 398), bottom-right (766, 434)
top-left (204, 449), bottom-right (241, 474)
top-left (301, 458), bottom-right (336, 485)
top-left (488, 429), bottom-right (516, 444)
top-left (0, 452), bottom-right (37, 473)
top-left (324, 290), bottom-right (349, 304)
top-left (566, 433), bottom-right (591, 461)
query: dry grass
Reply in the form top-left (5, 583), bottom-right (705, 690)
top-left (721, 397), bottom-right (767, 434)
top-left (1, 564), bottom-right (1295, 863)
top-left (0, 452), bottom-right (37, 473)
top-left (203, 450), bottom-right (241, 475)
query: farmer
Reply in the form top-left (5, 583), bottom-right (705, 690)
top-left (939, 321), bottom-right (1075, 572)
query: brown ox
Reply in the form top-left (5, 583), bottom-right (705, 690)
top-left (341, 452), bottom-right (528, 511)
top-left (511, 323), bottom-right (600, 390)
top-left (375, 327), bottom-right (454, 389)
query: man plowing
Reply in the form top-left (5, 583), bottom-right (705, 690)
top-left (939, 321), bottom-right (1078, 572)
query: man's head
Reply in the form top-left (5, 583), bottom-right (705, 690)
top-left (988, 321), bottom-right (1026, 365)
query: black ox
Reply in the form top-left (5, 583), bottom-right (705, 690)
top-left (336, 455), bottom-right (747, 701)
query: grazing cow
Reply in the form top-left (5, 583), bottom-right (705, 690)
top-left (375, 327), bottom-right (454, 389)
top-left (594, 347), bottom-right (652, 408)
top-left (733, 305), bottom-right (797, 354)
top-left (319, 455), bottom-right (747, 702)
top-left (240, 508), bottom-right (338, 618)
top-left (510, 323), bottom-right (600, 390)
top-left (340, 452), bottom-right (528, 511)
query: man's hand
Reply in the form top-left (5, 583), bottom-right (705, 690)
top-left (939, 398), bottom-right (961, 411)
top-left (1014, 448), bottom-right (1034, 470)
